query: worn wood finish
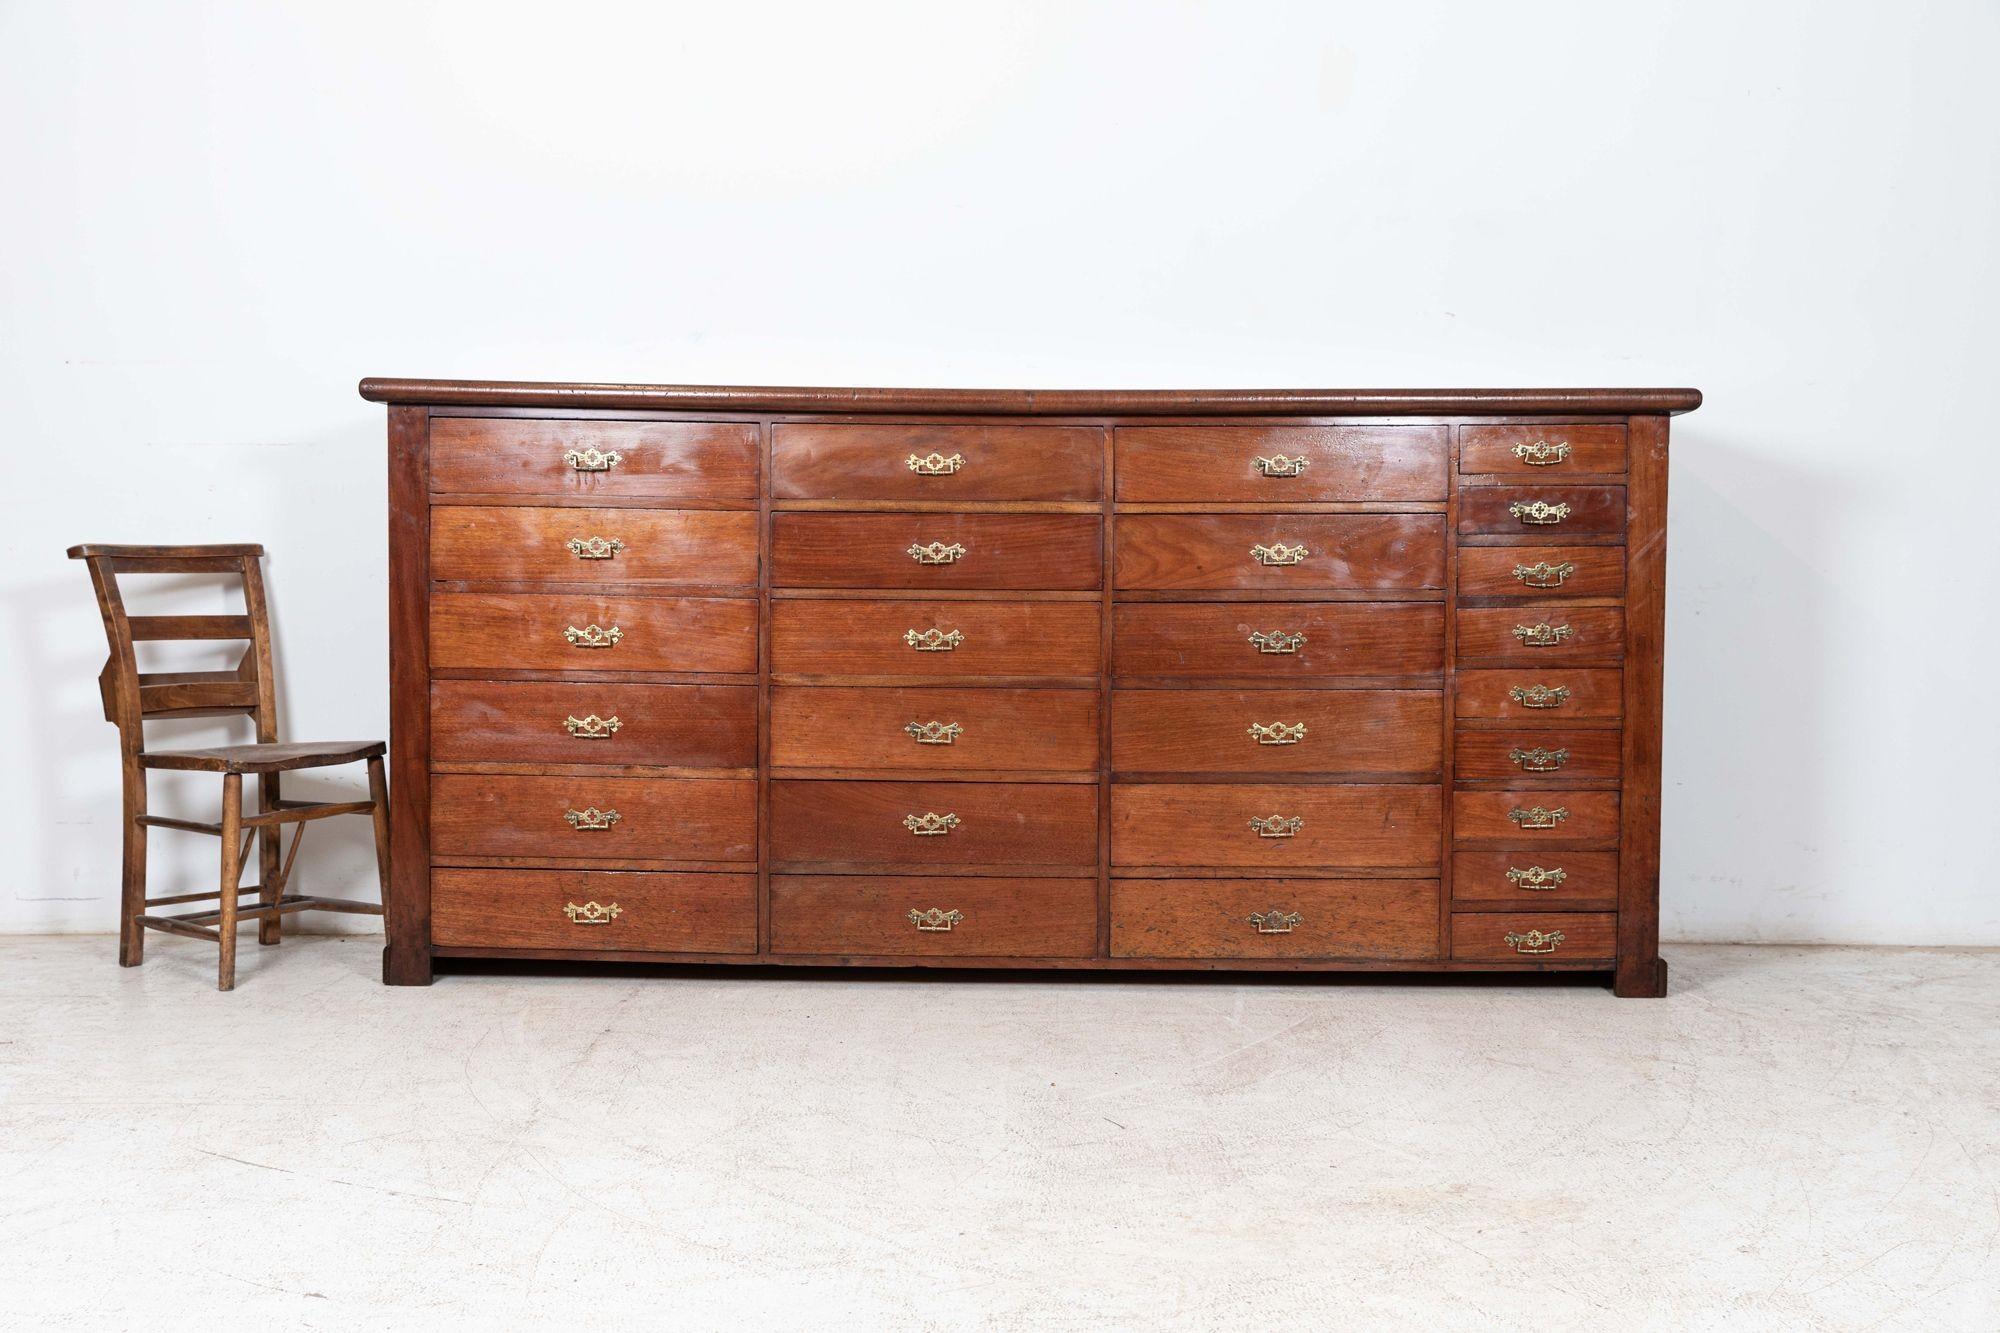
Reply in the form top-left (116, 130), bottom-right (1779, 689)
top-left (1111, 689), bottom-right (1442, 777)
top-left (430, 506), bottom-right (758, 586)
top-left (430, 591), bottom-right (757, 674)
top-left (773, 423), bottom-right (1103, 501)
top-left (1455, 606), bottom-right (1625, 665)
top-left (430, 774), bottom-right (756, 861)
top-left (1458, 486), bottom-right (1627, 540)
top-left (769, 686), bottom-right (1098, 772)
top-left (1111, 784), bottom-right (1441, 869)
top-left (772, 599), bottom-right (1100, 679)
top-left (1454, 668), bottom-right (1624, 721)
top-left (1452, 728), bottom-right (1624, 782)
top-left (1452, 790), bottom-right (1621, 847)
top-left (1452, 850), bottom-right (1619, 908)
top-left (1459, 423), bottom-right (1627, 476)
top-left (429, 417), bottom-right (759, 499)
top-left (770, 875), bottom-right (1098, 957)
top-left (1115, 514), bottom-right (1446, 591)
top-left (430, 681), bottom-right (756, 768)
top-left (431, 868), bottom-right (756, 953)
top-left (1457, 545), bottom-right (1626, 599)
top-left (1110, 878), bottom-right (1438, 959)
top-left (1114, 425), bottom-right (1447, 502)
top-left (1616, 414), bottom-right (1671, 997)
top-left (771, 512), bottom-right (1102, 589)
top-left (770, 780), bottom-right (1098, 869)
top-left (1451, 911), bottom-right (1617, 962)
top-left (1111, 602), bottom-right (1443, 678)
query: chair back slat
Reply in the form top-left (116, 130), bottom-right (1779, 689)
top-left (127, 615), bottom-right (255, 641)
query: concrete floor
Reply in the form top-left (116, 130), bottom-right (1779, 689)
top-left (1, 939), bottom-right (1995, 1331)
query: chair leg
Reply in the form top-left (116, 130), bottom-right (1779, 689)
top-left (218, 773), bottom-right (243, 992)
top-left (258, 771), bottom-right (282, 946)
top-left (365, 756), bottom-right (391, 905)
top-left (119, 764), bottom-right (147, 967)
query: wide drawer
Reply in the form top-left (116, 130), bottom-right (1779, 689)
top-left (769, 686), bottom-right (1099, 772)
top-left (1112, 689), bottom-right (1441, 778)
top-left (1114, 515), bottom-right (1446, 591)
top-left (1458, 545), bottom-right (1625, 599)
top-left (770, 780), bottom-right (1098, 869)
top-left (1453, 728), bottom-right (1622, 782)
top-left (1455, 668), bottom-right (1622, 720)
top-left (771, 513), bottom-right (1101, 589)
top-left (430, 592), bottom-right (758, 674)
top-left (431, 868), bottom-right (756, 953)
top-left (430, 681), bottom-right (756, 769)
top-left (770, 875), bottom-right (1097, 957)
top-left (1453, 850), bottom-right (1618, 907)
top-left (1459, 424), bottom-right (1627, 476)
top-left (1111, 878), bottom-right (1438, 960)
top-left (772, 423), bottom-right (1103, 501)
top-left (1114, 425), bottom-right (1448, 502)
top-left (1452, 912), bottom-right (1616, 962)
top-left (771, 599), bottom-right (1100, 679)
top-left (1112, 602), bottom-right (1443, 678)
top-left (1458, 486), bottom-right (1626, 539)
top-left (429, 417), bottom-right (759, 499)
top-left (1456, 605), bottom-right (1624, 664)
top-left (430, 506), bottom-right (758, 586)
top-left (1112, 784), bottom-right (1441, 869)
top-left (1452, 790), bottom-right (1620, 847)
top-left (430, 774), bottom-right (756, 861)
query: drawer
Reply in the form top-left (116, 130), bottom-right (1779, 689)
top-left (1458, 486), bottom-right (1625, 539)
top-left (430, 774), bottom-right (756, 862)
top-left (1459, 424), bottom-right (1627, 476)
top-left (1112, 784), bottom-right (1441, 869)
top-left (431, 869), bottom-right (755, 953)
top-left (1112, 602), bottom-right (1443, 678)
top-left (1456, 605), bottom-right (1624, 664)
top-left (1111, 878), bottom-right (1438, 960)
top-left (1453, 850), bottom-right (1618, 908)
top-left (772, 599), bottom-right (1100, 679)
top-left (1115, 425), bottom-right (1448, 502)
top-left (771, 513), bottom-right (1101, 590)
top-left (772, 423), bottom-right (1103, 501)
top-left (770, 875), bottom-right (1097, 957)
top-left (1458, 545), bottom-right (1625, 599)
top-left (430, 681), bottom-right (756, 769)
top-left (1453, 728), bottom-right (1622, 782)
top-left (430, 592), bottom-right (757, 674)
top-left (769, 686), bottom-right (1099, 772)
top-left (1452, 790), bottom-right (1620, 847)
top-left (1114, 515), bottom-right (1445, 591)
top-left (770, 780), bottom-right (1098, 869)
top-left (428, 417), bottom-right (759, 500)
top-left (1112, 689), bottom-right (1441, 778)
top-left (1452, 912), bottom-right (1616, 962)
top-left (1455, 668), bottom-right (1622, 720)
top-left (430, 506), bottom-right (757, 586)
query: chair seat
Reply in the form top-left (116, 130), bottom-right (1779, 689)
top-left (140, 740), bottom-right (386, 774)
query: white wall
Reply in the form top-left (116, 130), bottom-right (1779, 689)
top-left (4, 0), bottom-right (1996, 944)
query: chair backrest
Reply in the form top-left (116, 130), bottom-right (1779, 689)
top-left (67, 544), bottom-right (279, 756)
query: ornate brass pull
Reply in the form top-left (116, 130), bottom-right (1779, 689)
top-left (1512, 622), bottom-right (1573, 647)
top-left (904, 628), bottom-right (964, 652)
top-left (562, 447), bottom-right (622, 472)
top-left (566, 536), bottom-right (625, 560)
top-left (1509, 500), bottom-right (1572, 525)
top-left (1506, 866), bottom-right (1567, 891)
top-left (1509, 746), bottom-right (1569, 772)
top-left (563, 714), bottom-right (622, 739)
top-left (1513, 560), bottom-right (1576, 589)
top-left (564, 623), bottom-right (623, 649)
top-left (1248, 629), bottom-right (1307, 655)
top-left (907, 541), bottom-right (966, 565)
top-left (1250, 542), bottom-right (1309, 567)
top-left (904, 720), bottom-right (962, 745)
top-left (1508, 806), bottom-right (1569, 830)
top-left (1253, 454), bottom-right (1310, 477)
top-left (908, 907), bottom-right (963, 932)
top-left (1249, 815), bottom-right (1303, 839)
top-left (1505, 928), bottom-right (1565, 955)
top-left (1247, 722), bottom-right (1307, 746)
top-left (903, 812), bottom-right (960, 836)
top-left (564, 900), bottom-right (621, 924)
top-left (1510, 684), bottom-right (1570, 709)
top-left (906, 452), bottom-right (965, 475)
top-left (1247, 909), bottom-right (1302, 934)
top-left (564, 807), bottom-right (621, 831)
top-left (1512, 440), bottom-right (1571, 466)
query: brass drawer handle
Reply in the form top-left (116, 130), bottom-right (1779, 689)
top-left (1512, 440), bottom-right (1571, 466)
top-left (1512, 622), bottom-right (1573, 647)
top-left (904, 628), bottom-right (964, 652)
top-left (907, 452), bottom-right (965, 475)
top-left (564, 623), bottom-right (623, 649)
top-left (908, 907), bottom-right (963, 932)
top-left (903, 812), bottom-right (960, 836)
top-left (905, 720), bottom-right (962, 745)
top-left (563, 713), bottom-right (622, 739)
top-left (907, 541), bottom-right (967, 565)
top-left (1513, 560), bottom-right (1576, 589)
top-left (564, 806), bottom-right (620, 831)
top-left (1505, 928), bottom-right (1565, 955)
top-left (1506, 866), bottom-right (1567, 891)
top-left (566, 536), bottom-right (625, 560)
top-left (1508, 746), bottom-right (1569, 772)
top-left (1249, 814), bottom-right (1303, 839)
top-left (1509, 805), bottom-right (1569, 830)
top-left (1247, 909), bottom-right (1302, 934)
top-left (1250, 542), bottom-right (1310, 566)
top-left (564, 900), bottom-right (621, 924)
top-left (1247, 721), bottom-right (1307, 746)
top-left (1248, 629), bottom-right (1306, 655)
top-left (1253, 454), bottom-right (1310, 477)
top-left (1510, 684), bottom-right (1570, 709)
top-left (562, 447), bottom-right (622, 472)
top-left (1509, 500), bottom-right (1572, 525)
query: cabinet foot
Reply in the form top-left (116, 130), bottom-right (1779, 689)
top-left (1613, 955), bottom-right (1668, 998)
top-left (382, 944), bottom-right (434, 986)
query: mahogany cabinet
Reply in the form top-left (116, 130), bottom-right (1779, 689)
top-left (364, 379), bottom-right (1698, 995)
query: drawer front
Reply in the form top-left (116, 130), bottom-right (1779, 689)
top-left (429, 417), bottom-right (759, 499)
top-left (1455, 668), bottom-right (1622, 720)
top-left (430, 681), bottom-right (756, 769)
top-left (1113, 603), bottom-right (1443, 678)
top-left (1452, 728), bottom-right (1622, 782)
top-left (1452, 912), bottom-right (1617, 962)
top-left (770, 686), bottom-right (1099, 771)
top-left (771, 780), bottom-right (1098, 868)
top-left (1458, 545), bottom-right (1626, 599)
top-left (431, 869), bottom-right (756, 953)
top-left (771, 513), bottom-right (1102, 590)
top-left (1112, 784), bottom-right (1441, 869)
top-left (1459, 424), bottom-right (1627, 476)
top-left (771, 875), bottom-right (1098, 957)
top-left (1453, 850), bottom-right (1618, 907)
top-left (430, 592), bottom-right (758, 674)
top-left (772, 423), bottom-right (1103, 501)
top-left (1111, 878), bottom-right (1438, 960)
top-left (1458, 486), bottom-right (1626, 539)
top-left (1452, 790), bottom-right (1620, 847)
top-left (1115, 425), bottom-right (1448, 502)
top-left (1115, 515), bottom-right (1446, 591)
top-left (430, 506), bottom-right (757, 586)
top-left (1456, 606), bottom-right (1624, 664)
top-left (772, 599), bottom-right (1100, 679)
top-left (1113, 689), bottom-right (1442, 778)
top-left (430, 775), bottom-right (756, 861)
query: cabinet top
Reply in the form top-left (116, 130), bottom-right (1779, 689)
top-left (358, 378), bottom-right (1700, 417)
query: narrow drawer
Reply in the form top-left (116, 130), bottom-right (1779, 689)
top-left (430, 774), bottom-right (756, 862)
top-left (428, 417), bottom-right (759, 499)
top-left (1115, 515), bottom-right (1445, 591)
top-left (1460, 424), bottom-right (1627, 476)
top-left (770, 875), bottom-right (1097, 957)
top-left (1112, 784), bottom-right (1441, 869)
top-left (1111, 878), bottom-right (1439, 960)
top-left (1452, 790), bottom-right (1620, 847)
top-left (1455, 668), bottom-right (1622, 720)
top-left (430, 506), bottom-right (757, 586)
top-left (771, 513), bottom-right (1101, 590)
top-left (772, 599), bottom-right (1100, 679)
top-left (1456, 606), bottom-right (1624, 664)
top-left (1458, 545), bottom-right (1625, 599)
top-left (1115, 425), bottom-right (1448, 502)
top-left (1452, 912), bottom-right (1616, 962)
top-left (769, 686), bottom-right (1099, 772)
top-left (1453, 728), bottom-right (1622, 782)
top-left (1453, 850), bottom-right (1618, 907)
top-left (1112, 689), bottom-right (1441, 778)
top-left (431, 869), bottom-right (756, 953)
top-left (1112, 603), bottom-right (1443, 678)
top-left (770, 780), bottom-right (1098, 869)
top-left (772, 423), bottom-right (1103, 501)
top-left (430, 681), bottom-right (756, 769)
top-left (429, 592), bottom-right (757, 674)
top-left (1458, 486), bottom-right (1626, 539)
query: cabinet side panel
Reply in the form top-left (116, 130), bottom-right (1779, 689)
top-left (1615, 413), bottom-right (1669, 997)
top-left (385, 404), bottom-right (433, 984)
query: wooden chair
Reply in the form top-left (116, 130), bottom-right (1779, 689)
top-left (68, 543), bottom-right (388, 990)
